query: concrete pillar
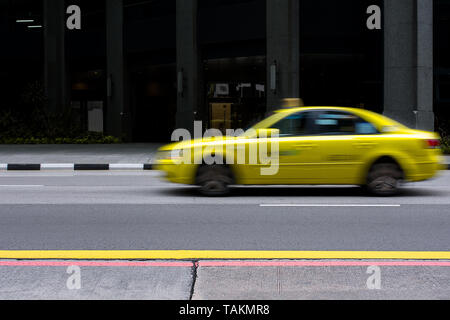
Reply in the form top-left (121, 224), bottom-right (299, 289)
top-left (266, 0), bottom-right (300, 112)
top-left (176, 0), bottom-right (200, 134)
top-left (43, 0), bottom-right (67, 113)
top-left (106, 0), bottom-right (128, 139)
top-left (384, 0), bottom-right (434, 130)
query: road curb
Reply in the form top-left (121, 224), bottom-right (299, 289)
top-left (0, 164), bottom-right (155, 171)
top-left (1, 250), bottom-right (450, 260)
top-left (0, 163), bottom-right (449, 171)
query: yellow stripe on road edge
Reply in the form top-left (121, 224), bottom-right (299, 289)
top-left (0, 250), bottom-right (450, 260)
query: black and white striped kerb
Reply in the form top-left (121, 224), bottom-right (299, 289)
top-left (0, 164), bottom-right (154, 171)
top-left (0, 163), bottom-right (449, 171)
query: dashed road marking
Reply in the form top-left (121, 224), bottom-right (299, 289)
top-left (0, 185), bottom-right (44, 188)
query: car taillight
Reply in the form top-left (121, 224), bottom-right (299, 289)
top-left (425, 139), bottom-right (441, 149)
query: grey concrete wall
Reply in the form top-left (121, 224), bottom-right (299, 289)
top-left (266, 0), bottom-right (300, 112)
top-left (384, 0), bottom-right (434, 130)
top-left (43, 0), bottom-right (67, 114)
top-left (416, 0), bottom-right (435, 130)
top-left (176, 0), bottom-right (200, 134)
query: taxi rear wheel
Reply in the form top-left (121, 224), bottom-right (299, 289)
top-left (366, 163), bottom-right (403, 196)
top-left (196, 165), bottom-right (234, 197)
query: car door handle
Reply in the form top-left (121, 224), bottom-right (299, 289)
top-left (295, 143), bottom-right (318, 149)
top-left (353, 142), bottom-right (377, 149)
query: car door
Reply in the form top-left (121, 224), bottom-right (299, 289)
top-left (260, 111), bottom-right (323, 184)
top-left (310, 110), bottom-right (379, 184)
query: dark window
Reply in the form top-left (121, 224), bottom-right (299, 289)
top-left (299, 0), bottom-right (384, 113)
top-left (270, 112), bottom-right (314, 137)
top-left (311, 111), bottom-right (378, 135)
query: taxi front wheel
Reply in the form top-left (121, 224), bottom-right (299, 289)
top-left (196, 165), bottom-right (234, 197)
top-left (366, 163), bottom-right (403, 196)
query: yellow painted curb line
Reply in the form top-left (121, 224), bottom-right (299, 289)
top-left (0, 250), bottom-right (450, 260)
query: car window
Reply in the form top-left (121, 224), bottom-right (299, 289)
top-left (269, 112), bottom-right (313, 137)
top-left (311, 111), bottom-right (379, 136)
top-left (355, 120), bottom-right (378, 135)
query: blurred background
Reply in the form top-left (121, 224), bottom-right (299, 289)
top-left (0, 0), bottom-right (448, 152)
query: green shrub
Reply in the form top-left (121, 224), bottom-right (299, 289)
top-left (0, 132), bottom-right (121, 145)
top-left (441, 138), bottom-right (450, 155)
top-left (0, 80), bottom-right (121, 145)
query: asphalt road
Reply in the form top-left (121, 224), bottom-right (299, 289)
top-left (0, 170), bottom-right (449, 300)
top-left (0, 170), bottom-right (448, 252)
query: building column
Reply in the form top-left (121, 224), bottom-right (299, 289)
top-left (106, 0), bottom-right (129, 139)
top-left (43, 0), bottom-right (67, 113)
top-left (266, 0), bottom-right (300, 112)
top-left (176, 0), bottom-right (200, 134)
top-left (384, 0), bottom-right (434, 130)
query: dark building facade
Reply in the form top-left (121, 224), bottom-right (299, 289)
top-left (0, 0), bottom-right (447, 142)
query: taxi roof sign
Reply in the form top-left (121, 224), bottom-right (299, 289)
top-left (282, 98), bottom-right (304, 108)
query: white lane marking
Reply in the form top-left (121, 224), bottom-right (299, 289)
top-left (260, 204), bottom-right (401, 207)
top-left (0, 185), bottom-right (44, 188)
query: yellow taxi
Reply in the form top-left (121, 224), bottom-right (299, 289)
top-left (155, 107), bottom-right (444, 196)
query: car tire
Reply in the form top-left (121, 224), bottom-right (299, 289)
top-left (366, 163), bottom-right (403, 196)
top-left (196, 165), bottom-right (234, 197)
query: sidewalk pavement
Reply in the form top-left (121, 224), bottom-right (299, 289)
top-left (0, 144), bottom-right (448, 167)
top-left (0, 144), bottom-right (163, 165)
